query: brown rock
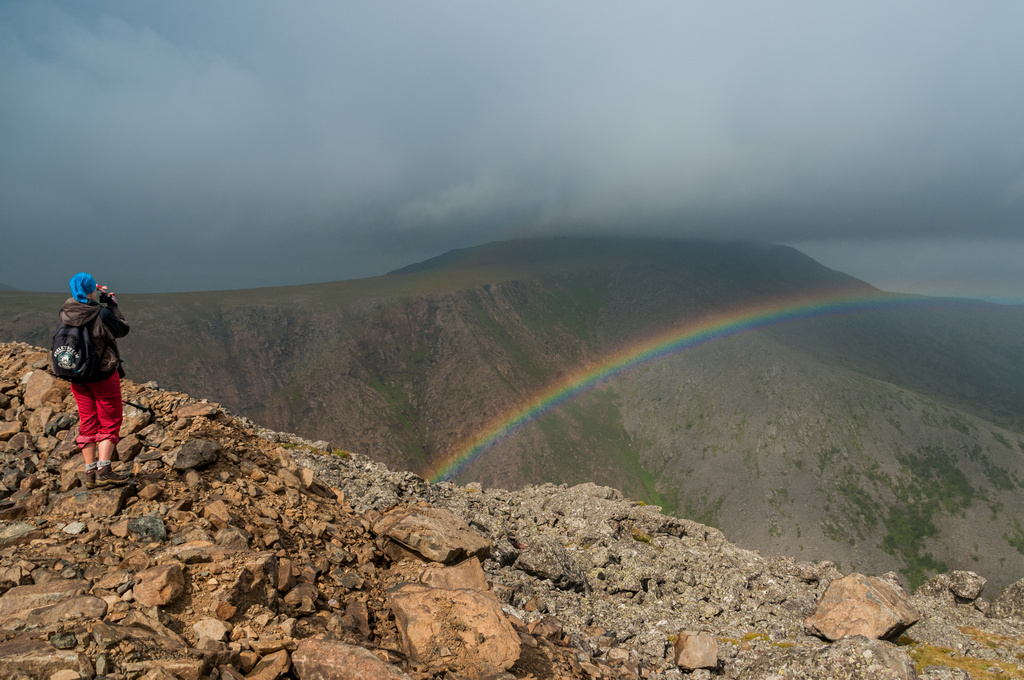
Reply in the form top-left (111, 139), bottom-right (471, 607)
top-left (145, 659), bottom-right (205, 680)
top-left (119, 403), bottom-right (152, 436)
top-left (138, 483), bottom-right (163, 502)
top-left (372, 506), bottom-right (491, 564)
top-left (214, 600), bottom-right (237, 620)
top-left (116, 433), bottom-right (144, 461)
top-left (24, 595), bottom-right (107, 628)
top-left (292, 639), bottom-right (414, 680)
top-left (673, 630), bottom-right (718, 670)
top-left (134, 562), bottom-right (185, 607)
top-left (0, 638), bottom-right (81, 677)
top-left (0, 420), bottom-right (22, 441)
top-left (389, 582), bottom-right (521, 672)
top-left (174, 402), bottom-right (221, 419)
top-left (276, 558), bottom-right (297, 593)
top-left (203, 498), bottom-right (233, 528)
top-left (22, 370), bottom-right (70, 409)
top-left (52, 484), bottom-right (135, 518)
top-left (805, 573), bottom-right (920, 641)
top-left (0, 579), bottom-right (92, 622)
top-left (246, 649), bottom-right (291, 680)
top-left (0, 521), bottom-right (43, 547)
top-left (419, 557), bottom-right (491, 595)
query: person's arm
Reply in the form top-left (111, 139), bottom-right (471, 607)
top-left (100, 304), bottom-right (130, 338)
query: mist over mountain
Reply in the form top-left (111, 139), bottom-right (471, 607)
top-left (2, 236), bottom-right (1023, 590)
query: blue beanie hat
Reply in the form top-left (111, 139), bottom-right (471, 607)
top-left (70, 272), bottom-right (97, 303)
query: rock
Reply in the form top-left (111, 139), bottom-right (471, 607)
top-left (51, 484), bottom-right (135, 518)
top-left (805, 573), bottom-right (920, 641)
top-left (916, 570), bottom-right (988, 606)
top-left (0, 638), bottom-right (81, 677)
top-left (23, 595), bottom-right (107, 629)
top-left (989, 577), bottom-right (1024, 619)
top-left (0, 579), bottom-right (92, 622)
top-left (133, 562), bottom-right (185, 607)
top-left (739, 635), bottom-right (917, 679)
top-left (419, 557), bottom-right (491, 594)
top-left (21, 370), bottom-right (70, 410)
top-left (372, 506), bottom-right (491, 564)
top-left (212, 553), bottom-right (279, 615)
top-left (215, 524), bottom-right (251, 550)
top-left (119, 403), bottom-right (152, 437)
top-left (0, 521), bottom-right (43, 547)
top-left (292, 639), bottom-right (414, 679)
top-left (674, 630), bottom-right (718, 670)
top-left (162, 438), bottom-right (221, 470)
top-left (0, 420), bottom-right (22, 441)
top-left (193, 617), bottom-right (232, 642)
top-left (389, 582), bottom-right (521, 672)
top-left (128, 515), bottom-right (168, 542)
top-left (246, 649), bottom-right (290, 680)
top-left (174, 402), bottom-right (221, 419)
top-left (116, 433), bottom-right (144, 461)
top-left (513, 534), bottom-right (588, 592)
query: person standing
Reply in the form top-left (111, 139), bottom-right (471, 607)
top-left (59, 272), bottom-right (130, 488)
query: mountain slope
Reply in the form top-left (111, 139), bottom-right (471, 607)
top-left (2, 237), bottom-right (1023, 589)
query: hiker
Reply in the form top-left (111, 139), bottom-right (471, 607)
top-left (59, 272), bottom-right (130, 488)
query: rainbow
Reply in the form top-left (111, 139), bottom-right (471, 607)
top-left (427, 288), bottom-right (948, 483)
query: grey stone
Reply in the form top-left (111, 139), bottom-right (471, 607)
top-left (128, 515), bottom-right (167, 542)
top-left (162, 438), bottom-right (221, 470)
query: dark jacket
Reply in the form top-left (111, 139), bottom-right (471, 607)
top-left (59, 298), bottom-right (130, 382)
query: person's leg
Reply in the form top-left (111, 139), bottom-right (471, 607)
top-left (92, 373), bottom-right (128, 486)
top-left (71, 383), bottom-right (99, 486)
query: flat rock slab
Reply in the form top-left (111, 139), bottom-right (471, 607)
top-left (805, 573), bottom-right (919, 641)
top-left (372, 506), bottom-right (491, 564)
top-left (0, 638), bottom-right (82, 677)
top-left (52, 484), bottom-right (136, 518)
top-left (0, 521), bottom-right (43, 547)
top-left (0, 579), bottom-right (92, 621)
top-left (292, 639), bottom-right (414, 680)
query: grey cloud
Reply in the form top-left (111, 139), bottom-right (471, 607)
top-left (2, 1), bottom-right (1023, 297)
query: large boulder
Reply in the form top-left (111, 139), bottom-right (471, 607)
top-left (805, 573), bottom-right (919, 641)
top-left (389, 582), bottom-right (521, 674)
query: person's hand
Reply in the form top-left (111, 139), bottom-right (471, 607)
top-left (98, 285), bottom-right (117, 305)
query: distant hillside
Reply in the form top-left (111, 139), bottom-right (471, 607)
top-left (2, 236), bottom-right (1024, 590)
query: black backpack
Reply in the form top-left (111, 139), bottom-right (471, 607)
top-left (51, 321), bottom-right (99, 381)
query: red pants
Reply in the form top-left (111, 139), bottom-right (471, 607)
top-left (71, 372), bottom-right (123, 446)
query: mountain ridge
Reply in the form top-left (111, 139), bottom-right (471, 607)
top-left (1, 237), bottom-right (1023, 590)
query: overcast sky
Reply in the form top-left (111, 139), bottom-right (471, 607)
top-left (2, 2), bottom-right (1023, 302)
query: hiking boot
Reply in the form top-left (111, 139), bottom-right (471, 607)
top-left (94, 466), bottom-right (129, 487)
top-left (77, 470), bottom-right (96, 489)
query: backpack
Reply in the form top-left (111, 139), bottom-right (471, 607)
top-left (51, 322), bottom-right (99, 381)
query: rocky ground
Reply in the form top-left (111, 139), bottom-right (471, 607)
top-left (4, 340), bottom-right (1024, 680)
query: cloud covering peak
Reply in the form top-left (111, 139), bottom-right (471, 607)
top-left (2, 1), bottom-right (1023, 299)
